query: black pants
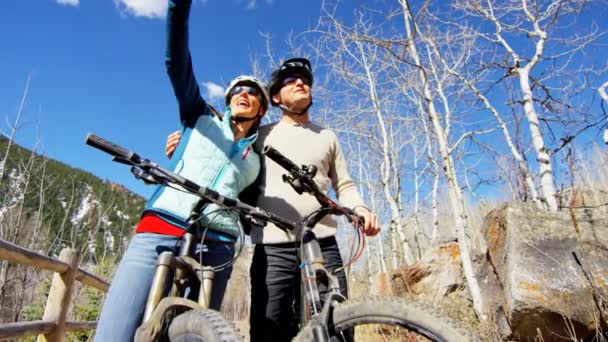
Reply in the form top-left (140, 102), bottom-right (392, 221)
top-left (249, 236), bottom-right (350, 342)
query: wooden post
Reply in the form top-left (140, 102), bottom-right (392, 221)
top-left (37, 248), bottom-right (80, 342)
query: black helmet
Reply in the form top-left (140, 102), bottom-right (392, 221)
top-left (268, 58), bottom-right (313, 105)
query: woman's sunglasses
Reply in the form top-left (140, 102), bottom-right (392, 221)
top-left (230, 85), bottom-right (261, 98)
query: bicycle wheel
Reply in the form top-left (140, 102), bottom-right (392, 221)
top-left (168, 309), bottom-right (242, 342)
top-left (294, 296), bottom-right (478, 342)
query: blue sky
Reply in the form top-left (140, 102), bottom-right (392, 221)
top-left (1, 0), bottom-right (606, 204)
top-left (0, 0), bottom-right (370, 197)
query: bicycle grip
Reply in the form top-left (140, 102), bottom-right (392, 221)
top-left (346, 209), bottom-right (366, 227)
top-left (262, 145), bottom-right (299, 173)
top-left (85, 133), bottom-right (139, 162)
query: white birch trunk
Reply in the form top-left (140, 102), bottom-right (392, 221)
top-left (355, 141), bottom-right (376, 285)
top-left (399, 0), bottom-right (487, 319)
top-left (354, 39), bottom-right (414, 265)
top-left (599, 81), bottom-right (608, 144)
top-left (517, 66), bottom-right (558, 210)
top-left (390, 222), bottom-right (400, 270)
top-left (481, 0), bottom-right (558, 211)
top-left (428, 38), bottom-right (542, 207)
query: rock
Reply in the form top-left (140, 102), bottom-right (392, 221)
top-left (389, 242), bottom-right (479, 328)
top-left (482, 202), bottom-right (608, 340)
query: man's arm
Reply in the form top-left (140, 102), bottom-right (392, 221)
top-left (329, 135), bottom-right (381, 236)
top-left (165, 130), bottom-right (181, 158)
top-left (166, 0), bottom-right (206, 126)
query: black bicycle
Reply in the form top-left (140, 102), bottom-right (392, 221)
top-left (87, 134), bottom-right (292, 342)
top-left (261, 146), bottom-right (477, 342)
top-left (87, 134), bottom-right (476, 342)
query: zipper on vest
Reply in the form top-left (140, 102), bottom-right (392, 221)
top-left (209, 144), bottom-right (240, 189)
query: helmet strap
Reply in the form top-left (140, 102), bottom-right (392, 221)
top-left (278, 99), bottom-right (313, 116)
top-left (231, 106), bottom-right (264, 123)
top-left (231, 115), bottom-right (259, 123)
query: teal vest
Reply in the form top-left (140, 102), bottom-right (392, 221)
top-left (146, 107), bottom-right (260, 238)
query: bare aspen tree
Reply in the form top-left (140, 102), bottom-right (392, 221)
top-left (354, 140), bottom-right (376, 283)
top-left (422, 116), bottom-right (441, 241)
top-left (422, 29), bottom-right (543, 208)
top-left (0, 136), bottom-right (50, 321)
top-left (600, 80), bottom-right (608, 144)
top-left (395, 0), bottom-right (487, 319)
top-left (355, 140), bottom-right (388, 275)
top-left (0, 75), bottom-right (31, 180)
top-left (471, 0), bottom-right (559, 209)
top-left (450, 0), bottom-right (606, 210)
top-left (308, 5), bottom-right (417, 265)
top-left (396, 80), bottom-right (443, 242)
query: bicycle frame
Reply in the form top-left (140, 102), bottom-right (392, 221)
top-left (294, 211), bottom-right (353, 342)
top-left (261, 145), bottom-right (364, 342)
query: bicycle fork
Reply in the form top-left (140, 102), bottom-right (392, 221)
top-left (141, 233), bottom-right (216, 323)
top-left (299, 230), bottom-right (332, 342)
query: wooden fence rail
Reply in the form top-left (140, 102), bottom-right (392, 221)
top-left (0, 239), bottom-right (109, 342)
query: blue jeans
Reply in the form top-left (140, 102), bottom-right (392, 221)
top-left (94, 233), bottom-right (234, 342)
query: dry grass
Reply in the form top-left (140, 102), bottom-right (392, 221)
top-left (355, 324), bottom-right (434, 341)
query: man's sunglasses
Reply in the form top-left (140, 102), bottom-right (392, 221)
top-left (281, 75), bottom-right (311, 86)
top-left (230, 85), bottom-right (261, 98)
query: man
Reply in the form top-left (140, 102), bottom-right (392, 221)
top-left (166, 58), bottom-right (381, 341)
top-left (248, 57), bottom-right (380, 341)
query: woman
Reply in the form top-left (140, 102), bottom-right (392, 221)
top-left (93, 0), bottom-right (268, 340)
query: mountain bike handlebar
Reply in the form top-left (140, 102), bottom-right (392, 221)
top-left (86, 133), bottom-right (142, 164)
top-left (262, 145), bottom-right (362, 223)
top-left (86, 133), bottom-right (295, 230)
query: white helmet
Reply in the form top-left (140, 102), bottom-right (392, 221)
top-left (224, 75), bottom-right (270, 113)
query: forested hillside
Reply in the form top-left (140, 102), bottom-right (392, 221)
top-left (0, 135), bottom-right (145, 323)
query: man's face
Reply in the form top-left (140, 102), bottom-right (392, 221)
top-left (273, 75), bottom-right (312, 111)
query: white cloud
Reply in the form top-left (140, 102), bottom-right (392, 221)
top-left (56, 0), bottom-right (79, 6)
top-left (244, 0), bottom-right (272, 10)
top-left (114, 0), bottom-right (167, 19)
top-left (202, 82), bottom-right (225, 100)
top-left (112, 0), bottom-right (271, 18)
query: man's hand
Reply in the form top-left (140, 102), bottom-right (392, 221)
top-left (354, 207), bottom-right (381, 237)
top-left (165, 130), bottom-right (182, 158)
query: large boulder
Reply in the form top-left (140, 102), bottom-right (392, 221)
top-left (482, 202), bottom-right (608, 340)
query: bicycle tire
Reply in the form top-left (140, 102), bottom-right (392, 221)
top-left (168, 309), bottom-right (242, 342)
top-left (294, 296), bottom-right (478, 342)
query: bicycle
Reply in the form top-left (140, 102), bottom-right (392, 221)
top-left (261, 145), bottom-right (478, 342)
top-left (87, 134), bottom-right (476, 341)
top-left (86, 134), bottom-right (293, 342)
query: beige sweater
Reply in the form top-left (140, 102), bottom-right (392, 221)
top-left (249, 120), bottom-right (366, 244)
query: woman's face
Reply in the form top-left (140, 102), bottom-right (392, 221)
top-left (229, 84), bottom-right (263, 118)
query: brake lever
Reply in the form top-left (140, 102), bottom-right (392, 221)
top-left (243, 214), bottom-right (266, 228)
top-left (282, 174), bottom-right (305, 194)
top-left (349, 213), bottom-right (366, 228)
top-left (131, 167), bottom-right (161, 185)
